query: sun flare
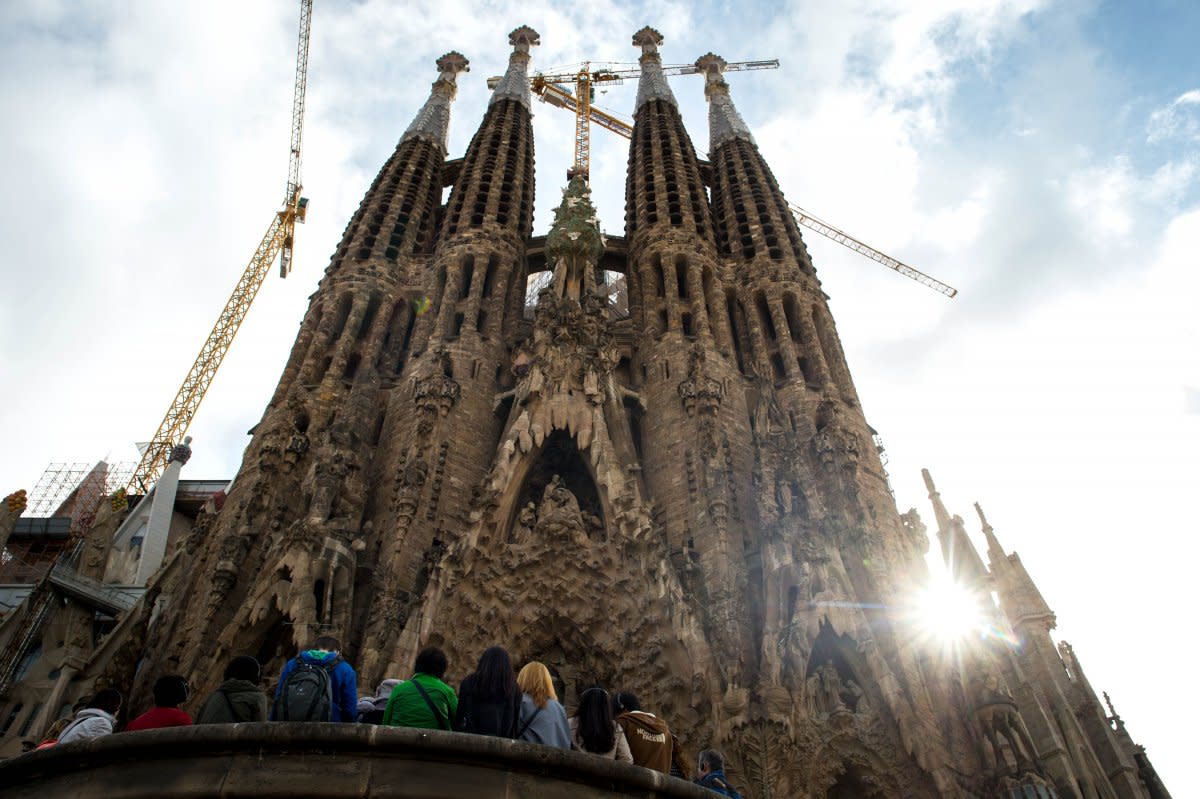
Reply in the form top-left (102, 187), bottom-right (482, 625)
top-left (913, 572), bottom-right (986, 643)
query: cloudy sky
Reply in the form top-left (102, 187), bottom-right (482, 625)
top-left (1, 0), bottom-right (1196, 789)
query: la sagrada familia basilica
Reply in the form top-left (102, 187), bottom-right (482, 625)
top-left (0, 25), bottom-right (1172, 799)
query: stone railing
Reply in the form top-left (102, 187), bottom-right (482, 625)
top-left (0, 723), bottom-right (719, 799)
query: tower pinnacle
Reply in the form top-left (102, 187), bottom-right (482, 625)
top-left (975, 500), bottom-right (1008, 567)
top-left (490, 26), bottom-right (540, 110)
top-left (695, 52), bottom-right (755, 151)
top-left (633, 26), bottom-right (678, 110)
top-left (921, 468), bottom-right (953, 531)
top-left (402, 52), bottom-right (470, 149)
top-left (922, 469), bottom-right (988, 584)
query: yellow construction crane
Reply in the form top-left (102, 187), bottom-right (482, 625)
top-left (496, 60), bottom-right (958, 298)
top-left (490, 59), bottom-right (779, 180)
top-left (126, 0), bottom-right (313, 495)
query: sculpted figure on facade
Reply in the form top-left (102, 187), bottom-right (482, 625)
top-left (970, 672), bottom-right (1040, 776)
top-left (809, 659), bottom-right (847, 716)
top-left (534, 475), bottom-right (590, 548)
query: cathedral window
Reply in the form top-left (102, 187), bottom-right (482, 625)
top-left (330, 293), bottom-right (354, 342)
top-left (314, 579), bottom-right (326, 623)
top-left (357, 292), bottom-right (382, 341)
top-left (725, 289), bottom-right (749, 375)
top-left (755, 292), bottom-right (777, 343)
top-left (459, 255), bottom-right (475, 299)
top-left (675, 255), bottom-right (688, 299)
top-left (342, 352), bottom-right (361, 381)
top-left (481, 254), bottom-right (499, 298)
top-left (17, 704), bottom-right (42, 738)
top-left (1, 704), bottom-right (22, 735)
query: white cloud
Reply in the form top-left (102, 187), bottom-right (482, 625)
top-left (1147, 88), bottom-right (1200, 144)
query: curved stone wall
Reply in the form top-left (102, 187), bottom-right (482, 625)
top-left (0, 723), bottom-right (719, 798)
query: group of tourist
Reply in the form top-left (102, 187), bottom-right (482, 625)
top-left (31, 636), bottom-right (741, 798)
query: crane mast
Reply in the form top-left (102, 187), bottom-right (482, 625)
top-left (126, 0), bottom-right (313, 495)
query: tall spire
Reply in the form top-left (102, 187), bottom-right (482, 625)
top-left (489, 25), bottom-right (539, 109)
top-left (921, 468), bottom-right (953, 531)
top-left (632, 27), bottom-right (678, 110)
top-left (695, 53), bottom-right (755, 152)
top-left (922, 469), bottom-right (988, 584)
top-left (974, 501), bottom-right (1008, 567)
top-left (401, 52), bottom-right (469, 149)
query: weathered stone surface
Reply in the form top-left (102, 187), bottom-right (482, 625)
top-left (0, 724), bottom-right (718, 799)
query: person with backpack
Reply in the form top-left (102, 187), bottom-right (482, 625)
top-left (272, 636), bottom-right (358, 722)
top-left (695, 749), bottom-right (742, 798)
top-left (126, 675), bottom-right (193, 730)
top-left (514, 661), bottom-right (571, 748)
top-left (454, 646), bottom-right (520, 737)
top-left (382, 647), bottom-right (456, 730)
top-left (611, 690), bottom-right (672, 773)
top-left (58, 689), bottom-right (123, 745)
top-left (195, 655), bottom-right (269, 724)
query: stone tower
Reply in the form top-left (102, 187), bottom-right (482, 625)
top-left (34, 25), bottom-right (1169, 799)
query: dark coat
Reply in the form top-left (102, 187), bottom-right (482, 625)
top-left (195, 679), bottom-right (269, 724)
top-left (454, 673), bottom-right (520, 737)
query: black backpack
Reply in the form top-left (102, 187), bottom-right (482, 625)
top-left (274, 656), bottom-right (339, 721)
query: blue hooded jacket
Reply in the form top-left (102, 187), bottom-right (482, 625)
top-left (696, 770), bottom-right (742, 798)
top-left (273, 649), bottom-right (358, 722)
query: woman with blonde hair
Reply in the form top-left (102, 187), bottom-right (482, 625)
top-left (515, 661), bottom-right (571, 748)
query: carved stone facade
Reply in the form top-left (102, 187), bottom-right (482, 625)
top-left (0, 25), bottom-right (1171, 799)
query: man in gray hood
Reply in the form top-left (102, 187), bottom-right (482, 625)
top-left (195, 655), bottom-right (269, 724)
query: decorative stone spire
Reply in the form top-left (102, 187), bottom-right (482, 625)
top-left (632, 27), bottom-right (678, 111)
top-left (974, 501), bottom-right (1008, 567)
top-left (544, 176), bottom-right (605, 302)
top-left (402, 52), bottom-right (470, 149)
top-left (695, 53), bottom-right (755, 151)
top-left (922, 469), bottom-right (988, 584)
top-left (921, 468), bottom-right (953, 532)
top-left (490, 26), bottom-right (539, 109)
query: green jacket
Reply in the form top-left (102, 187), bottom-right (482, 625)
top-left (381, 673), bottom-right (457, 730)
top-left (195, 679), bottom-right (269, 724)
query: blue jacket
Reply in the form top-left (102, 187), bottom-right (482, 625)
top-left (274, 650), bottom-right (358, 722)
top-left (697, 770), bottom-right (741, 798)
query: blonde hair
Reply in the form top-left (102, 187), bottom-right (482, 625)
top-left (517, 661), bottom-right (557, 709)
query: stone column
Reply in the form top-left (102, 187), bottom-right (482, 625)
top-left (134, 438), bottom-right (191, 584)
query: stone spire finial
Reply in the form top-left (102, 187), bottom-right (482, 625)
top-left (402, 52), bottom-right (470, 149)
top-left (695, 52), bottom-right (756, 151)
top-left (921, 468), bottom-right (953, 531)
top-left (490, 26), bottom-right (540, 110)
top-left (544, 176), bottom-right (605, 302)
top-left (633, 26), bottom-right (678, 111)
top-left (168, 435), bottom-right (194, 466)
top-left (974, 501), bottom-right (1008, 567)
